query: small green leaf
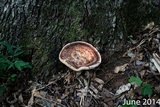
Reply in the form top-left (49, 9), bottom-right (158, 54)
top-left (128, 76), bottom-right (142, 86)
top-left (0, 62), bottom-right (7, 71)
top-left (0, 42), bottom-right (14, 54)
top-left (141, 83), bottom-right (153, 96)
top-left (13, 51), bottom-right (23, 57)
top-left (0, 58), bottom-right (4, 63)
top-left (0, 54), bottom-right (7, 63)
top-left (10, 74), bottom-right (16, 81)
top-left (14, 60), bottom-right (23, 71)
top-left (14, 60), bottom-right (31, 71)
top-left (11, 74), bottom-right (17, 78)
top-left (8, 62), bottom-right (14, 69)
top-left (5, 59), bottom-right (14, 69)
top-left (13, 46), bottom-right (23, 57)
top-left (127, 35), bottom-right (133, 39)
top-left (0, 85), bottom-right (6, 95)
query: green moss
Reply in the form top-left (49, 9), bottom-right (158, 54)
top-left (63, 1), bottom-right (89, 41)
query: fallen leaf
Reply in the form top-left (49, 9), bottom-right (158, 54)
top-left (93, 77), bottom-right (104, 90)
top-left (155, 85), bottom-right (160, 93)
top-left (128, 89), bottom-right (135, 99)
top-left (157, 33), bottom-right (160, 38)
top-left (135, 60), bottom-right (145, 66)
top-left (18, 94), bottom-right (23, 103)
top-left (93, 77), bottom-right (104, 84)
top-left (130, 39), bottom-right (138, 44)
top-left (100, 88), bottom-right (113, 98)
top-left (90, 85), bottom-right (99, 94)
top-left (77, 86), bottom-right (88, 106)
top-left (115, 83), bottom-right (131, 95)
top-left (114, 63), bottom-right (128, 73)
top-left (27, 88), bottom-right (36, 106)
top-left (103, 102), bottom-right (109, 107)
top-left (143, 22), bottom-right (155, 30)
top-left (149, 61), bottom-right (158, 71)
top-left (61, 89), bottom-right (70, 99)
top-left (136, 53), bottom-right (144, 60)
top-left (139, 70), bottom-right (146, 79)
top-left (56, 99), bottom-right (62, 103)
top-left (6, 93), bottom-right (17, 104)
top-left (39, 91), bottom-right (47, 98)
top-left (153, 53), bottom-right (160, 65)
top-left (98, 84), bottom-right (103, 90)
top-left (127, 50), bottom-right (135, 58)
top-left (150, 54), bottom-right (160, 73)
top-left (64, 72), bottom-right (75, 84)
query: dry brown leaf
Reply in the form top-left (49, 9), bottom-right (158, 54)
top-left (64, 72), bottom-right (75, 84)
top-left (157, 33), bottom-right (160, 38)
top-left (94, 77), bottom-right (104, 84)
top-left (153, 53), bottom-right (160, 65)
top-left (128, 89), bottom-right (135, 99)
top-left (100, 88), bottom-right (113, 98)
top-left (130, 39), bottom-right (138, 44)
top-left (150, 53), bottom-right (160, 73)
top-left (61, 89), bottom-right (70, 99)
top-left (153, 38), bottom-right (159, 44)
top-left (27, 88), bottom-right (37, 106)
top-left (155, 85), bottom-right (160, 93)
top-left (57, 99), bottom-right (62, 103)
top-left (143, 22), bottom-right (155, 30)
top-left (127, 50), bottom-right (135, 58)
top-left (98, 84), bottom-right (103, 90)
top-left (149, 62), bottom-right (157, 71)
top-left (6, 93), bottom-right (17, 104)
top-left (103, 102), bottom-right (109, 107)
top-left (82, 77), bottom-right (89, 86)
top-left (90, 85), bottom-right (99, 94)
top-left (18, 94), bottom-right (23, 103)
top-left (93, 77), bottom-right (104, 90)
top-left (27, 95), bottom-right (34, 106)
top-left (139, 70), bottom-right (146, 79)
top-left (135, 60), bottom-right (145, 66)
top-left (39, 91), bottom-right (47, 98)
top-left (137, 53), bottom-right (144, 60)
top-left (114, 63), bottom-right (128, 73)
top-left (88, 90), bottom-right (99, 99)
top-left (33, 91), bottom-right (42, 98)
top-left (51, 103), bottom-right (57, 107)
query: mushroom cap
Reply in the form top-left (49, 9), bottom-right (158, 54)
top-left (59, 41), bottom-right (101, 71)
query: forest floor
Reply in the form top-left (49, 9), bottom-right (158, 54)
top-left (1, 24), bottom-right (160, 107)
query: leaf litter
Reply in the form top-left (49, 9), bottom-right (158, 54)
top-left (1, 23), bottom-right (160, 107)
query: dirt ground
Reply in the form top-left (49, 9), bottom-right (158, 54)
top-left (1, 23), bottom-right (160, 107)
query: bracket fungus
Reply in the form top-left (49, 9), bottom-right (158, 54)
top-left (59, 41), bottom-right (101, 71)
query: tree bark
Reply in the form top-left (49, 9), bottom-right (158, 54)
top-left (0, 0), bottom-right (159, 81)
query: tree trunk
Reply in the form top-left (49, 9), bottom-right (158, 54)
top-left (0, 0), bottom-right (159, 81)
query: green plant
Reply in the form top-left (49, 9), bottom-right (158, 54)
top-left (127, 35), bottom-right (133, 39)
top-left (141, 83), bottom-right (152, 96)
top-left (128, 76), bottom-right (153, 96)
top-left (128, 76), bottom-right (142, 86)
top-left (0, 42), bottom-right (31, 94)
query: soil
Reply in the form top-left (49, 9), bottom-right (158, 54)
top-left (1, 24), bottom-right (160, 107)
